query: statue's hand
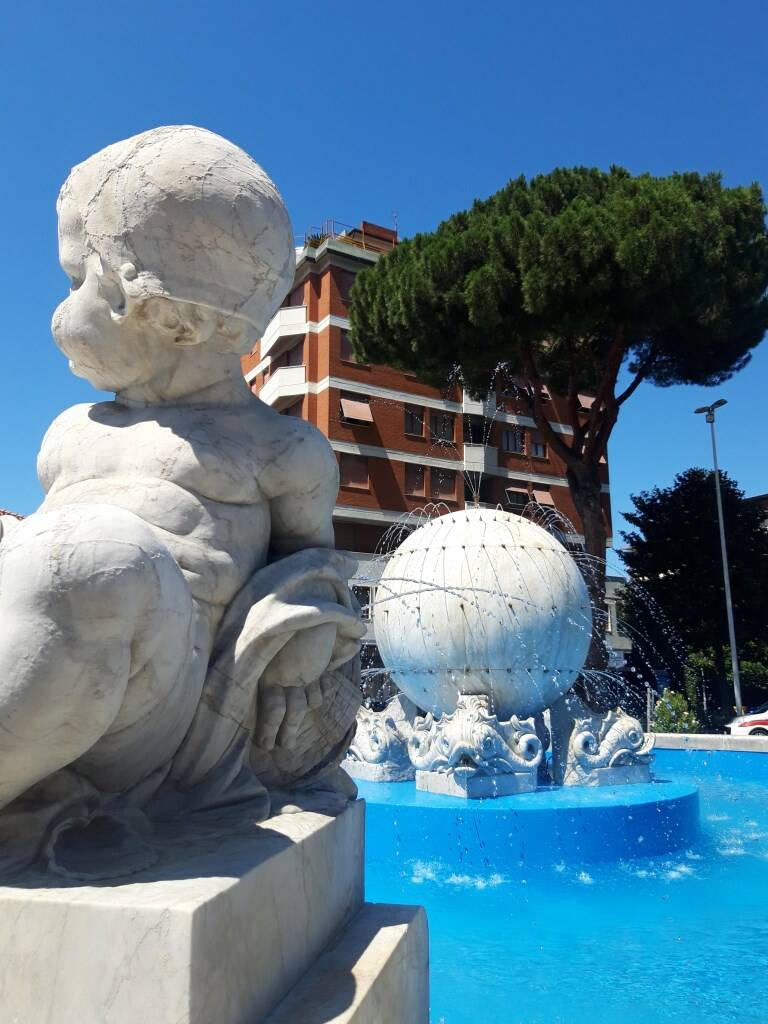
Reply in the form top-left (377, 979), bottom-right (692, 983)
top-left (255, 623), bottom-right (336, 750)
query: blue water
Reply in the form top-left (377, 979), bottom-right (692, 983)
top-left (363, 750), bottom-right (768, 1024)
top-left (361, 778), bottom-right (699, 869)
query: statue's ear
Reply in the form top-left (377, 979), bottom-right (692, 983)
top-left (207, 313), bottom-right (257, 355)
top-left (174, 312), bottom-right (213, 348)
top-left (145, 297), bottom-right (213, 348)
top-left (95, 257), bottom-right (131, 318)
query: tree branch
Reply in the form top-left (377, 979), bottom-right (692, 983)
top-left (616, 352), bottom-right (657, 406)
top-left (518, 344), bottom-right (576, 465)
top-left (589, 406), bottom-right (618, 464)
top-left (584, 326), bottom-right (626, 461)
top-left (587, 346), bottom-right (654, 464)
top-left (566, 360), bottom-right (588, 457)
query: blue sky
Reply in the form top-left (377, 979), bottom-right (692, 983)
top-left (1, 0), bottom-right (766, 552)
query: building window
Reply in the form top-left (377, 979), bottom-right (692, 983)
top-left (430, 467), bottom-right (457, 501)
top-left (339, 393), bottom-right (374, 425)
top-left (289, 284), bottom-right (304, 308)
top-left (340, 330), bottom-right (357, 362)
top-left (339, 453), bottom-right (369, 489)
top-left (429, 412), bottom-right (455, 443)
top-left (404, 404), bottom-right (424, 437)
top-left (334, 523), bottom-right (356, 550)
top-left (606, 604), bottom-right (614, 634)
top-left (505, 487), bottom-right (529, 513)
top-left (337, 269), bottom-right (356, 303)
top-left (268, 350), bottom-right (290, 372)
top-left (281, 400), bottom-right (303, 417)
top-left (286, 340), bottom-right (304, 366)
top-left (463, 415), bottom-right (484, 443)
top-left (352, 585), bottom-right (371, 620)
top-left (501, 426), bottom-right (525, 454)
top-left (405, 462), bottom-right (426, 496)
top-left (530, 431), bottom-right (547, 459)
top-left (465, 477), bottom-right (495, 505)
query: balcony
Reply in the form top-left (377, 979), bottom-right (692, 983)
top-left (462, 390), bottom-right (498, 418)
top-left (260, 305), bottom-right (308, 361)
top-left (259, 365), bottom-right (306, 410)
top-left (463, 443), bottom-right (498, 474)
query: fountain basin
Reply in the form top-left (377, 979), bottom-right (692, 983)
top-left (364, 749), bottom-right (768, 1024)
top-left (359, 778), bottom-right (699, 869)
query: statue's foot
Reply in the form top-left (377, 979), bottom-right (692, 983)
top-left (272, 766), bottom-right (358, 817)
top-left (45, 814), bottom-right (159, 881)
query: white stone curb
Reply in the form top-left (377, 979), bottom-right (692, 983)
top-left (652, 732), bottom-right (768, 753)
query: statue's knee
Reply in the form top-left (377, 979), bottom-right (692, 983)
top-left (1, 505), bottom-right (188, 626)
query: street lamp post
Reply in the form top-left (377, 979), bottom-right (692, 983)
top-left (694, 399), bottom-right (743, 712)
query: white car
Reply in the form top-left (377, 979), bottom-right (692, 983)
top-left (726, 702), bottom-right (768, 737)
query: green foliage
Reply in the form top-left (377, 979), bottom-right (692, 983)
top-left (685, 644), bottom-right (768, 711)
top-left (653, 687), bottom-right (700, 733)
top-left (350, 166), bottom-right (768, 399)
top-left (620, 469), bottom-right (768, 660)
top-left (349, 166), bottom-right (768, 564)
top-left (741, 646), bottom-right (768, 696)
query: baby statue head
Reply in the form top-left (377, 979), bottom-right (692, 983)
top-left (53, 126), bottom-right (295, 397)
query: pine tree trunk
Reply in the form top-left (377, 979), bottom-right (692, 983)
top-left (565, 461), bottom-right (612, 711)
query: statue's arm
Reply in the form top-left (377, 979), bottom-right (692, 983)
top-left (266, 422), bottom-right (339, 558)
top-left (249, 422), bottom-right (355, 750)
top-left (36, 403), bottom-right (94, 499)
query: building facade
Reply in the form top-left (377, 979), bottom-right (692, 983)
top-left (243, 220), bottom-right (615, 667)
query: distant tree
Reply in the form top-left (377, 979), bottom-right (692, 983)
top-left (621, 469), bottom-right (768, 711)
top-left (349, 167), bottom-right (768, 652)
top-left (652, 687), bottom-right (700, 734)
top-left (684, 643), bottom-right (768, 719)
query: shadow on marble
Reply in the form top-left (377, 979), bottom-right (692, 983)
top-left (266, 903), bottom-right (429, 1024)
top-left (5, 795), bottom-right (342, 891)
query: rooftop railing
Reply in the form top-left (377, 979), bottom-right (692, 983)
top-left (300, 219), bottom-right (397, 254)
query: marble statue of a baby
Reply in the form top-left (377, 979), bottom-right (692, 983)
top-left (0, 126), bottom-right (364, 878)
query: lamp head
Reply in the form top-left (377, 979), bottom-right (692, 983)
top-left (694, 398), bottom-right (727, 416)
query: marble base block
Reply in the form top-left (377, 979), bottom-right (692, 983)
top-left (416, 767), bottom-right (537, 799)
top-left (343, 760), bottom-right (415, 782)
top-left (0, 800), bottom-right (365, 1024)
top-left (266, 902), bottom-right (429, 1023)
top-left (564, 763), bottom-right (654, 787)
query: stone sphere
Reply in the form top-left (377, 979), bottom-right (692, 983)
top-left (374, 507), bottom-right (592, 719)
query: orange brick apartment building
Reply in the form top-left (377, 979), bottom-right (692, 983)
top-left (242, 219), bottom-right (614, 658)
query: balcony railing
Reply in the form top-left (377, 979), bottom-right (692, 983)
top-left (259, 365), bottom-right (306, 409)
top-left (462, 390), bottom-right (498, 418)
top-left (463, 443), bottom-right (499, 473)
top-left (301, 219), bottom-right (397, 254)
top-left (260, 305), bottom-right (308, 360)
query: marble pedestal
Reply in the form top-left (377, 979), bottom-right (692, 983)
top-left (0, 799), bottom-right (428, 1024)
top-left (565, 763), bottom-right (653, 787)
top-left (343, 760), bottom-right (415, 782)
top-left (267, 902), bottom-right (428, 1023)
top-left (416, 767), bottom-right (538, 799)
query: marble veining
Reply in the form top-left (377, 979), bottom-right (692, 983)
top-left (0, 126), bottom-right (364, 880)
